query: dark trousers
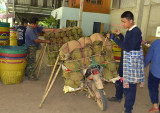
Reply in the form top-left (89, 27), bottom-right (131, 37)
top-left (148, 71), bottom-right (160, 104)
top-left (115, 80), bottom-right (137, 113)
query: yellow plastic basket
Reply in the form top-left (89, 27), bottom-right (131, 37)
top-left (10, 38), bottom-right (18, 46)
top-left (0, 58), bottom-right (27, 84)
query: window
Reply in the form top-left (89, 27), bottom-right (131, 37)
top-left (91, 0), bottom-right (96, 4)
top-left (66, 20), bottom-right (77, 27)
top-left (97, 0), bottom-right (102, 4)
top-left (86, 0), bottom-right (90, 3)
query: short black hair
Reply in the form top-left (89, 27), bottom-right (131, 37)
top-left (29, 17), bottom-right (39, 24)
top-left (21, 18), bottom-right (28, 25)
top-left (121, 11), bottom-right (134, 21)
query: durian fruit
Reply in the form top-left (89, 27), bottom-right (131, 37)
top-left (61, 32), bottom-right (66, 37)
top-left (44, 32), bottom-right (50, 40)
top-left (103, 68), bottom-right (113, 80)
top-left (53, 46), bottom-right (59, 51)
top-left (50, 32), bottom-right (55, 38)
top-left (79, 58), bottom-right (91, 68)
top-left (64, 61), bottom-right (80, 71)
top-left (74, 80), bottom-right (81, 87)
top-left (73, 34), bottom-right (78, 40)
top-left (93, 41), bottom-right (103, 46)
top-left (63, 37), bottom-right (69, 44)
top-left (59, 51), bottom-right (70, 60)
top-left (55, 32), bottom-right (61, 38)
top-left (70, 72), bottom-right (83, 81)
top-left (112, 71), bottom-right (118, 78)
top-left (83, 46), bottom-right (93, 57)
top-left (71, 28), bottom-right (77, 34)
top-left (93, 44), bottom-right (102, 54)
top-left (78, 28), bottom-right (82, 35)
top-left (65, 79), bottom-right (79, 88)
top-left (70, 48), bottom-right (82, 60)
top-left (104, 50), bottom-right (114, 62)
top-left (106, 62), bottom-right (116, 72)
top-left (47, 52), bottom-right (58, 65)
top-left (63, 70), bottom-right (70, 79)
top-left (66, 30), bottom-right (72, 37)
top-left (69, 36), bottom-right (74, 41)
top-left (93, 55), bottom-right (105, 64)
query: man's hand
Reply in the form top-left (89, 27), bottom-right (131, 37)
top-left (114, 29), bottom-right (120, 35)
top-left (106, 33), bottom-right (110, 39)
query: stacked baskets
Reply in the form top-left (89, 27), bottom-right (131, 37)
top-left (0, 46), bottom-right (27, 84)
top-left (112, 41), bottom-right (121, 69)
top-left (10, 28), bottom-right (17, 46)
top-left (0, 22), bottom-right (10, 46)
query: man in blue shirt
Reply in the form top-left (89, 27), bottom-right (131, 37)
top-left (25, 17), bottom-right (56, 80)
top-left (17, 18), bottom-right (28, 46)
top-left (144, 39), bottom-right (160, 113)
top-left (107, 11), bottom-right (144, 113)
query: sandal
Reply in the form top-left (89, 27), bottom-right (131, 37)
top-left (149, 107), bottom-right (159, 113)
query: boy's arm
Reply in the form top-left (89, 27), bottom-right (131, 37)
top-left (144, 43), bottom-right (154, 67)
top-left (114, 30), bottom-right (141, 51)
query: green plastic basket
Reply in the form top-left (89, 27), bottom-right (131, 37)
top-left (0, 46), bottom-right (27, 54)
top-left (0, 22), bottom-right (10, 27)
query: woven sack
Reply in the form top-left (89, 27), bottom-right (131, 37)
top-left (90, 33), bottom-right (105, 43)
top-left (59, 40), bottom-right (81, 55)
top-left (78, 37), bottom-right (92, 48)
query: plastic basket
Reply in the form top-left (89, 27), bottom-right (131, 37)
top-left (0, 46), bottom-right (27, 54)
top-left (0, 52), bottom-right (27, 57)
top-left (0, 40), bottom-right (9, 46)
top-left (0, 22), bottom-right (10, 27)
top-left (10, 38), bottom-right (18, 46)
top-left (0, 58), bottom-right (27, 84)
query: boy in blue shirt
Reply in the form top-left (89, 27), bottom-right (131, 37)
top-left (17, 18), bottom-right (28, 46)
top-left (107, 11), bottom-right (144, 113)
top-left (144, 39), bottom-right (160, 113)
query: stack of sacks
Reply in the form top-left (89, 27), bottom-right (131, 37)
top-left (44, 27), bottom-right (83, 66)
top-left (63, 61), bottom-right (83, 88)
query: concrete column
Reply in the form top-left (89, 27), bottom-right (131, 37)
top-left (135, 0), bottom-right (145, 28)
top-left (6, 0), bottom-right (9, 23)
top-left (78, 0), bottom-right (84, 28)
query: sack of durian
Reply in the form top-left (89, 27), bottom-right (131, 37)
top-left (90, 33), bottom-right (105, 43)
top-left (79, 57), bottom-right (91, 68)
top-left (47, 51), bottom-right (58, 66)
top-left (70, 48), bottom-right (82, 60)
top-left (77, 28), bottom-right (82, 35)
top-left (83, 45), bottom-right (93, 57)
top-left (59, 40), bottom-right (81, 60)
top-left (65, 76), bottom-right (82, 88)
top-left (78, 37), bottom-right (92, 48)
top-left (93, 43), bottom-right (102, 54)
top-left (93, 55), bottom-right (105, 64)
top-left (102, 67), bottom-right (119, 80)
top-left (103, 49), bottom-right (114, 62)
top-left (44, 31), bottom-right (51, 40)
top-left (63, 61), bottom-right (80, 71)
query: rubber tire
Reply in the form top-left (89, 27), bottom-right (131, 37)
top-left (97, 89), bottom-right (107, 111)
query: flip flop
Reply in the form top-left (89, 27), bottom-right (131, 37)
top-left (149, 107), bottom-right (159, 113)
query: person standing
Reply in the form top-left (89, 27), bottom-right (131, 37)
top-left (25, 17), bottom-right (56, 80)
top-left (17, 18), bottom-right (28, 46)
top-left (144, 39), bottom-right (160, 113)
top-left (107, 11), bottom-right (145, 113)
